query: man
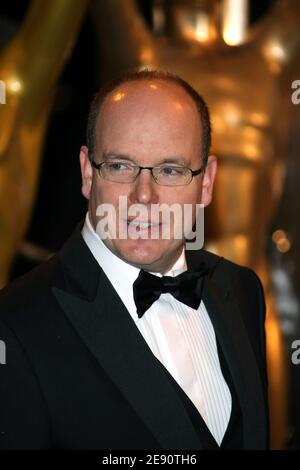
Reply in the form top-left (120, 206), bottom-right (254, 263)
top-left (0, 70), bottom-right (269, 449)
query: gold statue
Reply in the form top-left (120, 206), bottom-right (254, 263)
top-left (91, 0), bottom-right (300, 448)
top-left (0, 0), bottom-right (89, 286)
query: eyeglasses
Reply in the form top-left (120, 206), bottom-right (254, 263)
top-left (90, 159), bottom-right (204, 186)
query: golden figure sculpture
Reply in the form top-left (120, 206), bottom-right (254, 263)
top-left (91, 0), bottom-right (300, 448)
top-left (0, 0), bottom-right (89, 287)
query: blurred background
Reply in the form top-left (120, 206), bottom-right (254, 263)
top-left (0, 0), bottom-right (299, 449)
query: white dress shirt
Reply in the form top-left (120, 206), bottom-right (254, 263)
top-left (82, 212), bottom-right (231, 445)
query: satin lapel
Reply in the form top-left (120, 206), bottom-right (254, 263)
top-left (202, 275), bottom-right (267, 449)
top-left (52, 271), bottom-right (203, 450)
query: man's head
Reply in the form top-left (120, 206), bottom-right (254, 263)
top-left (80, 70), bottom-right (217, 273)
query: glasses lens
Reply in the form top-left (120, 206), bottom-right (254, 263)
top-left (100, 161), bottom-right (137, 182)
top-left (153, 165), bottom-right (191, 186)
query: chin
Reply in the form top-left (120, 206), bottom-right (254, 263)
top-left (114, 239), bottom-right (181, 272)
top-left (119, 240), bottom-right (162, 266)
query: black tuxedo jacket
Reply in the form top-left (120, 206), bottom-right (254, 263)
top-left (0, 224), bottom-right (269, 449)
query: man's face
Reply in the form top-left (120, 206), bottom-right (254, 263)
top-left (80, 80), bottom-right (217, 273)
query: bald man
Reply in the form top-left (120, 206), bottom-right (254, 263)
top-left (0, 70), bottom-right (269, 450)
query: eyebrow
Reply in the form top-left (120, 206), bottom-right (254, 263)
top-left (102, 152), bottom-right (188, 166)
top-left (102, 152), bottom-right (134, 162)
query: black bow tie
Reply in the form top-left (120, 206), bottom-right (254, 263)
top-left (133, 264), bottom-right (209, 318)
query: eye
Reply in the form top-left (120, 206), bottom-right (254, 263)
top-left (106, 161), bottom-right (133, 172)
top-left (159, 166), bottom-right (185, 176)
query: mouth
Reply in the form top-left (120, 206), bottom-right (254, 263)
top-left (126, 219), bottom-right (161, 231)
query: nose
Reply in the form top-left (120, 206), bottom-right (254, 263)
top-left (128, 168), bottom-right (159, 205)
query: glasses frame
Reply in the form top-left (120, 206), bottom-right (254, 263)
top-left (89, 154), bottom-right (205, 186)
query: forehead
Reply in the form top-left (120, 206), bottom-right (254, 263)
top-left (96, 80), bottom-right (201, 137)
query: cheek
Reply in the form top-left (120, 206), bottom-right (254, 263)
top-left (90, 180), bottom-right (119, 206)
top-left (189, 182), bottom-right (203, 205)
top-left (170, 184), bottom-right (201, 205)
top-left (90, 182), bottom-right (132, 226)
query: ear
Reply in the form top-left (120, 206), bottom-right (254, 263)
top-left (80, 146), bottom-right (93, 200)
top-left (200, 155), bottom-right (217, 207)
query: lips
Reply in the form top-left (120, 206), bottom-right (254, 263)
top-left (127, 220), bottom-right (160, 228)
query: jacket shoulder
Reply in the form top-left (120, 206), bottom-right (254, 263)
top-left (197, 248), bottom-right (262, 284)
top-left (0, 254), bottom-right (61, 318)
top-left (198, 249), bottom-right (266, 321)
